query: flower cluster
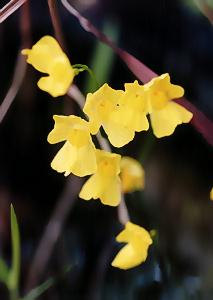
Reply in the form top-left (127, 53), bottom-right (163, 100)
top-left (84, 76), bottom-right (193, 146)
top-left (22, 36), bottom-right (193, 270)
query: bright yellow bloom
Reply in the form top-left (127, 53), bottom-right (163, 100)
top-left (124, 80), bottom-right (149, 132)
top-left (120, 156), bottom-right (145, 193)
top-left (111, 222), bottom-right (152, 270)
top-left (210, 187), bottom-right (213, 201)
top-left (79, 149), bottom-right (121, 206)
top-left (83, 83), bottom-right (149, 147)
top-left (84, 74), bottom-right (192, 146)
top-left (144, 73), bottom-right (193, 137)
top-left (22, 36), bottom-right (74, 97)
top-left (48, 115), bottom-right (97, 177)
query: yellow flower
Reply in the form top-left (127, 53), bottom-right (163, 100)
top-left (120, 156), bottom-right (145, 193)
top-left (84, 74), bottom-right (191, 146)
top-left (47, 115), bottom-right (97, 177)
top-left (111, 222), bottom-right (152, 270)
top-left (210, 187), bottom-right (213, 201)
top-left (22, 36), bottom-right (74, 97)
top-left (124, 80), bottom-right (149, 132)
top-left (144, 73), bottom-right (193, 137)
top-left (83, 83), bottom-right (149, 147)
top-left (79, 149), bottom-right (121, 206)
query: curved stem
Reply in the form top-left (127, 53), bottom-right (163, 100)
top-left (0, 0), bottom-right (27, 23)
top-left (0, 1), bottom-right (30, 124)
top-left (25, 176), bottom-right (82, 292)
top-left (9, 288), bottom-right (19, 300)
top-left (47, 0), bottom-right (66, 51)
top-left (118, 194), bottom-right (130, 225)
top-left (0, 55), bottom-right (26, 124)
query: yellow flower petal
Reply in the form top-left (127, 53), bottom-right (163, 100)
top-left (79, 174), bottom-right (121, 206)
top-left (79, 149), bottom-right (121, 206)
top-left (103, 97), bottom-right (149, 147)
top-left (100, 177), bottom-right (121, 206)
top-left (48, 115), bottom-right (73, 144)
top-left (120, 156), bottom-right (145, 193)
top-left (22, 36), bottom-right (74, 97)
top-left (150, 101), bottom-right (193, 138)
top-left (70, 141), bottom-right (97, 176)
top-left (122, 82), bottom-right (149, 133)
top-left (84, 82), bottom-right (149, 147)
top-left (103, 120), bottom-right (135, 148)
top-left (111, 243), bottom-right (143, 270)
top-left (145, 73), bottom-right (184, 112)
top-left (116, 222), bottom-right (152, 245)
top-left (22, 36), bottom-right (63, 72)
top-left (48, 115), bottom-right (97, 176)
top-left (129, 112), bottom-right (149, 133)
top-left (124, 81), bottom-right (146, 106)
top-left (37, 60), bottom-right (73, 97)
top-left (111, 222), bottom-right (152, 270)
top-left (51, 140), bottom-right (97, 177)
top-left (48, 115), bottom-right (90, 145)
top-left (79, 174), bottom-right (102, 200)
top-left (83, 84), bottom-right (124, 134)
top-left (51, 141), bottom-right (76, 177)
top-left (210, 187), bottom-right (213, 201)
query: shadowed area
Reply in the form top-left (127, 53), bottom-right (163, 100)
top-left (0, 0), bottom-right (213, 299)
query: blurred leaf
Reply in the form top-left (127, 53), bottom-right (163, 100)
top-left (21, 277), bottom-right (54, 300)
top-left (184, 0), bottom-right (213, 17)
top-left (0, 257), bottom-right (9, 285)
top-left (8, 204), bottom-right (20, 293)
top-left (139, 132), bottom-right (155, 164)
top-left (21, 265), bottom-right (72, 300)
top-left (182, 0), bottom-right (200, 11)
top-left (84, 19), bottom-right (120, 93)
top-left (206, 0), bottom-right (213, 9)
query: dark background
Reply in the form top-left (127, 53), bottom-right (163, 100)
top-left (0, 0), bottom-right (213, 299)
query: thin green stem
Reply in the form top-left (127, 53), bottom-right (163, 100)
top-left (9, 288), bottom-right (19, 300)
top-left (73, 64), bottom-right (99, 89)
